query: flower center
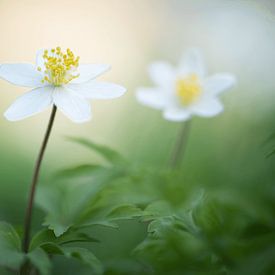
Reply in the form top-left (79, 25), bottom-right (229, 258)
top-left (176, 74), bottom-right (202, 105)
top-left (38, 47), bottom-right (80, 86)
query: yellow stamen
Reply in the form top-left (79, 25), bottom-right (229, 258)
top-left (176, 74), bottom-right (201, 105)
top-left (38, 47), bottom-right (80, 86)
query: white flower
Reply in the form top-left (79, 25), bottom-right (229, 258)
top-left (136, 48), bottom-right (236, 121)
top-left (0, 47), bottom-right (126, 123)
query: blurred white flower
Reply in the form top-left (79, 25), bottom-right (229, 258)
top-left (136, 49), bottom-right (236, 121)
top-left (0, 47), bottom-right (126, 123)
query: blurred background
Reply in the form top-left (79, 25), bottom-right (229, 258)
top-left (0, 0), bottom-right (275, 274)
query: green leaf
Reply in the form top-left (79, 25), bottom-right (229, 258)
top-left (27, 247), bottom-right (51, 275)
top-left (79, 220), bottom-right (119, 229)
top-left (37, 243), bottom-right (103, 275)
top-left (147, 216), bottom-right (175, 237)
top-left (40, 243), bottom-right (64, 255)
top-left (30, 229), bottom-right (57, 251)
top-left (30, 228), bottom-right (99, 252)
top-left (62, 247), bottom-right (103, 275)
top-left (36, 166), bottom-right (127, 236)
top-left (57, 231), bottom-right (99, 245)
top-left (67, 137), bottom-right (125, 164)
top-left (106, 204), bottom-right (143, 220)
top-left (192, 198), bottom-right (223, 234)
top-left (143, 201), bottom-right (174, 220)
top-left (55, 164), bottom-right (103, 178)
top-left (76, 204), bottom-right (143, 229)
top-left (36, 185), bottom-right (71, 237)
top-left (0, 222), bottom-right (25, 269)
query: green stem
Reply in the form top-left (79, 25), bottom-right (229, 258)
top-left (169, 119), bottom-right (192, 168)
top-left (22, 105), bottom-right (57, 253)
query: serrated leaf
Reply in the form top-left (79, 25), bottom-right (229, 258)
top-left (67, 137), bottom-right (125, 164)
top-left (0, 222), bottom-right (25, 269)
top-left (27, 247), bottom-right (51, 275)
top-left (36, 166), bottom-right (126, 236)
top-left (35, 185), bottom-right (68, 236)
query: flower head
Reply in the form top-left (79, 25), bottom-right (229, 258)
top-left (0, 47), bottom-right (126, 123)
top-left (136, 48), bottom-right (236, 121)
top-left (39, 47), bottom-right (80, 86)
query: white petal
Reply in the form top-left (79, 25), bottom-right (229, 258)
top-left (0, 64), bottom-right (44, 87)
top-left (4, 86), bottom-right (53, 121)
top-left (179, 48), bottom-right (205, 77)
top-left (163, 108), bottom-right (191, 121)
top-left (191, 98), bottom-right (223, 117)
top-left (148, 62), bottom-right (175, 87)
top-left (71, 64), bottom-right (111, 84)
top-left (53, 87), bottom-right (91, 123)
top-left (136, 88), bottom-right (167, 110)
top-left (203, 74), bottom-right (236, 96)
top-left (67, 81), bottom-right (126, 99)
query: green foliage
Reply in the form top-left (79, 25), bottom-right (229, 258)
top-left (29, 139), bottom-right (146, 274)
top-left (27, 227), bottom-right (103, 274)
top-left (2, 136), bottom-right (275, 274)
top-left (266, 149), bottom-right (275, 157)
top-left (36, 138), bottom-right (145, 238)
top-left (41, 167), bottom-right (122, 229)
top-left (61, 247), bottom-right (103, 275)
top-left (55, 164), bottom-right (103, 178)
top-left (126, 168), bottom-right (275, 275)
top-left (67, 137), bottom-right (126, 164)
top-left (27, 248), bottom-right (51, 275)
top-left (38, 142), bottom-right (218, 274)
top-left (39, 244), bottom-right (103, 275)
top-left (30, 228), bottom-right (99, 250)
top-left (0, 222), bottom-right (25, 271)
top-left (265, 131), bottom-right (275, 158)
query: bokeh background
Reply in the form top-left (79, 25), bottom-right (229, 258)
top-left (0, 0), bottom-right (275, 274)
